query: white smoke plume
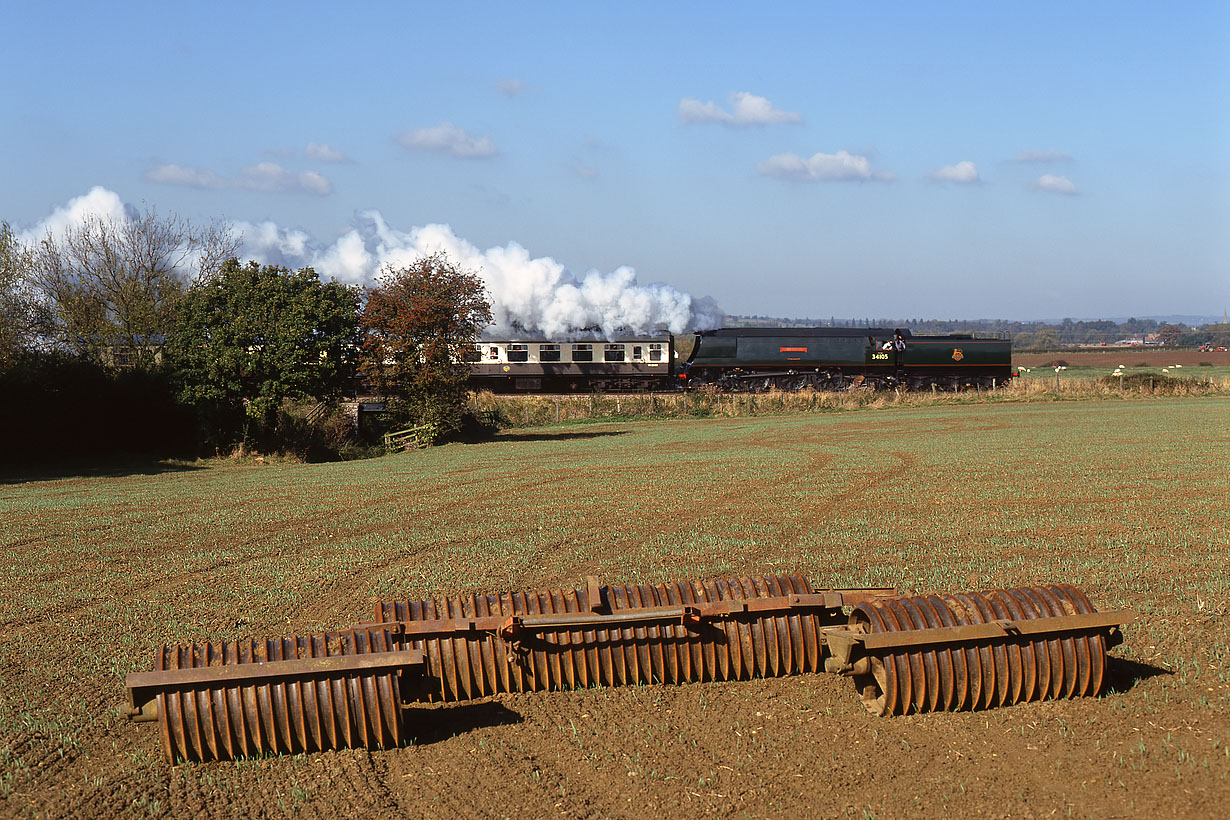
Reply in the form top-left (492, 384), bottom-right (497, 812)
top-left (234, 211), bottom-right (722, 339)
top-left (22, 189), bottom-right (722, 339)
top-left (18, 187), bottom-right (221, 282)
top-left (17, 186), bottom-right (136, 244)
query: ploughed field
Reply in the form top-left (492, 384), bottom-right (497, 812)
top-left (2, 398), bottom-right (1228, 819)
top-left (1015, 349), bottom-right (1230, 385)
top-left (1014, 350), bottom-right (1230, 368)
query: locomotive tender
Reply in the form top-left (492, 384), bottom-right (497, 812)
top-left (468, 327), bottom-right (1013, 393)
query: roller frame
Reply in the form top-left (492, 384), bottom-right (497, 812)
top-left (123, 648), bottom-right (425, 722)
top-left (823, 610), bottom-right (1130, 671)
top-left (121, 575), bottom-right (1135, 763)
top-left (360, 588), bottom-right (898, 641)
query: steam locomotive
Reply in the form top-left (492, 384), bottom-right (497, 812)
top-left (468, 327), bottom-right (1014, 393)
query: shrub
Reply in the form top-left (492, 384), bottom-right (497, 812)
top-left (360, 253), bottom-right (492, 443)
top-left (269, 401), bottom-right (360, 462)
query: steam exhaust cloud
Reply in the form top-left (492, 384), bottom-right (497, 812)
top-left (238, 213), bottom-right (722, 339)
top-left (24, 188), bottom-right (723, 340)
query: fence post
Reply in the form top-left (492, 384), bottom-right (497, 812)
top-left (555, 399), bottom-right (561, 424)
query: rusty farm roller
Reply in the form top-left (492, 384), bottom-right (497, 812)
top-left (123, 573), bottom-right (1131, 763)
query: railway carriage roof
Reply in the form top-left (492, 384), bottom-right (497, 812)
top-left (700, 327), bottom-right (911, 338)
top-left (476, 335), bottom-right (671, 343)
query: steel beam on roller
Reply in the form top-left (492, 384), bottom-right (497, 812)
top-left (124, 649), bottom-right (426, 720)
top-left (825, 610), bottom-right (1131, 657)
top-left (372, 573), bottom-right (856, 701)
top-left (363, 617), bottom-right (507, 638)
top-left (509, 606), bottom-right (699, 632)
top-left (815, 588), bottom-right (900, 607)
top-left (501, 595), bottom-right (851, 636)
top-left (357, 587), bottom-right (902, 641)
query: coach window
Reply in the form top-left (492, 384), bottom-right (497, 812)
top-left (604, 344), bottom-right (625, 362)
top-left (572, 343), bottom-right (593, 362)
top-left (463, 345), bottom-right (482, 362)
top-left (539, 344), bottom-right (561, 362)
top-left (487, 346), bottom-right (499, 360)
top-left (649, 343), bottom-right (663, 362)
top-left (507, 344), bottom-right (529, 363)
top-left (632, 345), bottom-right (643, 361)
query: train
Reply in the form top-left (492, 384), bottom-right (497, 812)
top-left (467, 327), bottom-right (1014, 393)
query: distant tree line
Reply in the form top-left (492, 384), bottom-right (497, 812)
top-left (0, 213), bottom-right (490, 465)
top-left (727, 314), bottom-right (1230, 350)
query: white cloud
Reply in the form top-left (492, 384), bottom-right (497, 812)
top-left (756, 150), bottom-right (893, 182)
top-left (1030, 174), bottom-right (1080, 195)
top-left (17, 185), bottom-right (133, 243)
top-left (241, 164), bottom-right (333, 195)
top-left (145, 164), bottom-right (220, 188)
top-left (495, 78), bottom-right (523, 97)
top-left (927, 161), bottom-right (981, 184)
top-left (679, 91), bottom-right (803, 126)
top-left (396, 122), bottom-right (498, 158)
top-left (305, 142), bottom-right (351, 163)
top-left (1013, 149), bottom-right (1072, 163)
top-left (145, 162), bottom-right (333, 195)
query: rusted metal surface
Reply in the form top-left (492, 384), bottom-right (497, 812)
top-left (371, 573), bottom-right (870, 701)
top-left (122, 573), bottom-right (1132, 764)
top-left (830, 585), bottom-right (1130, 716)
top-left (138, 629), bottom-right (409, 762)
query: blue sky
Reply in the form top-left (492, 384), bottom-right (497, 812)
top-left (3, 1), bottom-right (1227, 326)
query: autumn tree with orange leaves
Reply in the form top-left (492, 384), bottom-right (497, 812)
top-left (360, 252), bottom-right (492, 440)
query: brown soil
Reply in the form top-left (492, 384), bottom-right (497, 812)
top-left (1015, 349), bottom-right (1230, 367)
top-left (2, 402), bottom-right (1227, 819)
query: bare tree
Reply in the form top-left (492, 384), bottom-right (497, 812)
top-left (0, 221), bottom-right (53, 368)
top-left (31, 206), bottom-right (238, 367)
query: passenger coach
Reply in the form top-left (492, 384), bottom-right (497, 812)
top-left (467, 337), bottom-right (673, 392)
